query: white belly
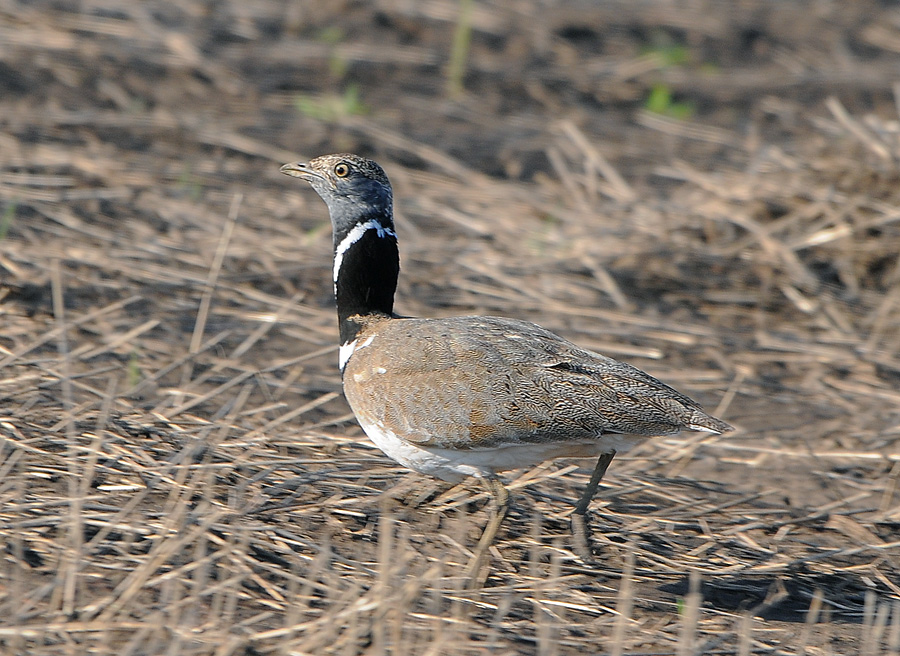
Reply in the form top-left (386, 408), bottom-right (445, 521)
top-left (356, 416), bottom-right (644, 483)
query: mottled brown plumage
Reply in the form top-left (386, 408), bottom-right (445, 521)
top-left (344, 314), bottom-right (729, 453)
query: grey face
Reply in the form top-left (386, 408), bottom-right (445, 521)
top-left (280, 154), bottom-right (394, 235)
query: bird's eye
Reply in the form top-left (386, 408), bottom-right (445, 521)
top-left (334, 163), bottom-right (350, 177)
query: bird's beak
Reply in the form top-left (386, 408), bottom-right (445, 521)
top-left (280, 162), bottom-right (320, 182)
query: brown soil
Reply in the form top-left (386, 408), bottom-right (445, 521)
top-left (1, 1), bottom-right (900, 654)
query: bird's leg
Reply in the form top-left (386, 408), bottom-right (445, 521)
top-left (575, 450), bottom-right (616, 515)
top-left (465, 475), bottom-right (510, 588)
top-left (571, 449), bottom-right (616, 562)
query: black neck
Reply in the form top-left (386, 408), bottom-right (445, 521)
top-left (334, 219), bottom-right (399, 344)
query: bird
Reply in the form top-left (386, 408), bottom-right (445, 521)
top-left (280, 153), bottom-right (733, 582)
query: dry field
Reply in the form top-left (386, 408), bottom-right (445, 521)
top-left (2, 1), bottom-right (900, 654)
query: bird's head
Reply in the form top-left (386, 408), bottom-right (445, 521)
top-left (280, 153), bottom-right (393, 233)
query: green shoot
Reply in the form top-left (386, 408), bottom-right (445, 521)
top-left (0, 200), bottom-right (16, 240)
top-left (446, 0), bottom-right (474, 98)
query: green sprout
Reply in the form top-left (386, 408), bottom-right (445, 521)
top-left (295, 84), bottom-right (368, 122)
top-left (318, 27), bottom-right (348, 79)
top-left (0, 200), bottom-right (16, 240)
top-left (645, 82), bottom-right (695, 120)
top-left (127, 350), bottom-right (142, 388)
top-left (446, 0), bottom-right (474, 98)
top-left (642, 32), bottom-right (697, 119)
top-left (176, 166), bottom-right (203, 201)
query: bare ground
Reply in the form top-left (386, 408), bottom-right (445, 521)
top-left (1, 1), bottom-right (900, 654)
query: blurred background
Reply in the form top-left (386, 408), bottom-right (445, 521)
top-left (1, 1), bottom-right (900, 654)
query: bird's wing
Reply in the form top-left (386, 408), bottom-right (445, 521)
top-left (342, 315), bottom-right (730, 449)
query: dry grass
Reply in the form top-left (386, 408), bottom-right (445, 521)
top-left (1, 0), bottom-right (900, 653)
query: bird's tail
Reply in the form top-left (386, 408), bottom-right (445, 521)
top-left (688, 411), bottom-right (734, 434)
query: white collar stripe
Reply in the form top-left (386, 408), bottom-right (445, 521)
top-left (333, 220), bottom-right (397, 288)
